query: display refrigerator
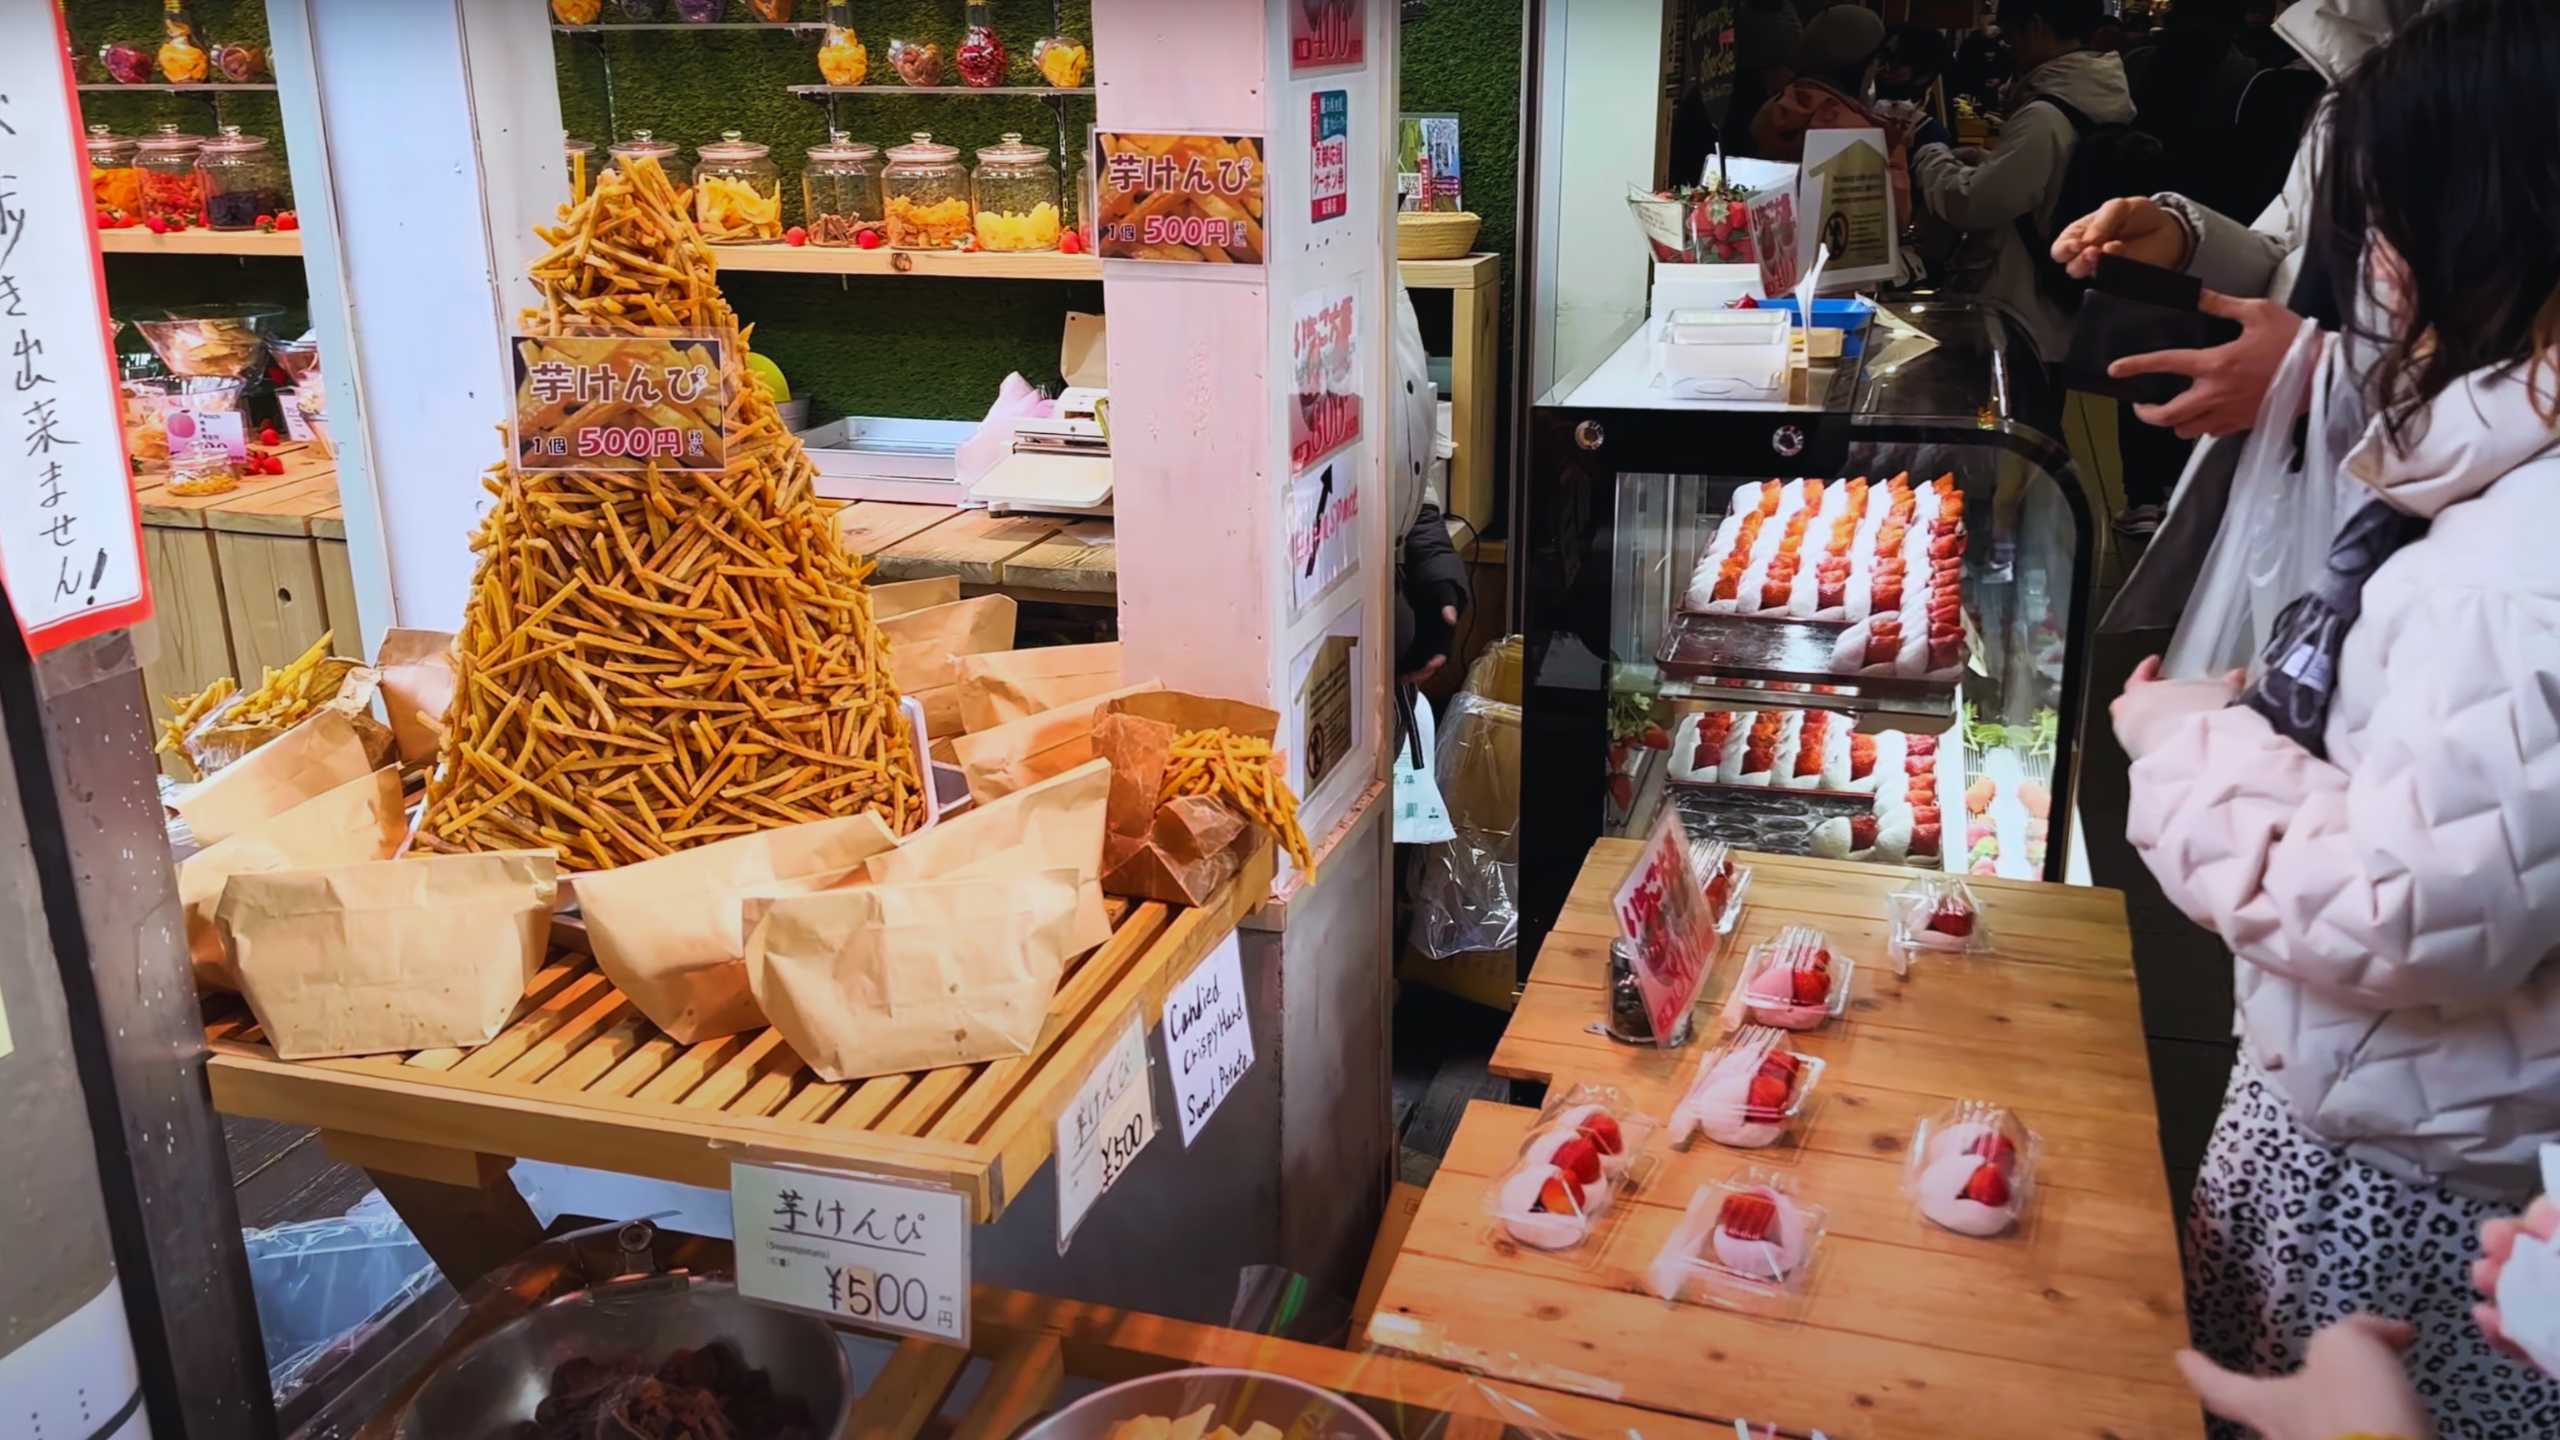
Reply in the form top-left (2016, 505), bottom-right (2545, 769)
top-left (1514, 300), bottom-right (2101, 959)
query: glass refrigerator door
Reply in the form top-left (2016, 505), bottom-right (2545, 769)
top-left (1519, 301), bottom-right (2098, 956)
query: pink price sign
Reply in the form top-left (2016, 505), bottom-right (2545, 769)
top-left (1611, 811), bottom-right (1721, 1046)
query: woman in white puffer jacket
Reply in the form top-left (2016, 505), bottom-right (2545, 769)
top-left (2112, 0), bottom-right (2560, 1431)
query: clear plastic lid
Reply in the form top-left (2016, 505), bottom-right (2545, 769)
top-left (87, 124), bottom-right (137, 163)
top-left (1481, 1084), bottom-right (1659, 1255)
top-left (563, 138), bottom-right (594, 160)
top-left (1670, 1024), bottom-right (1826, 1151)
top-left (806, 130), bottom-right (878, 166)
top-left (886, 132), bottom-right (960, 166)
top-left (974, 132), bottom-right (1050, 167)
top-left (1645, 1167), bottom-right (1827, 1309)
top-left (610, 128), bottom-right (681, 162)
top-left (137, 123), bottom-right (205, 157)
top-left (695, 128), bottom-right (770, 163)
top-left (198, 124), bottom-right (270, 156)
top-left (1903, 1099), bottom-right (2038, 1239)
top-left (1718, 923), bottom-right (1852, 1032)
top-left (1886, 872), bottom-right (1990, 963)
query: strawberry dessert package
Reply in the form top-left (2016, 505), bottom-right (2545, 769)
top-left (1646, 1167), bottom-right (1828, 1307)
top-left (1904, 1101), bottom-right (2039, 1238)
top-left (1485, 1085), bottom-right (1659, 1252)
top-left (1669, 1024), bottom-right (1826, 1150)
top-left (1885, 872), bottom-right (1989, 971)
top-left (1686, 836), bottom-right (1752, 935)
top-left (1718, 923), bottom-right (1851, 1032)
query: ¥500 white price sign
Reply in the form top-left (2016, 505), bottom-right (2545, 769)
top-left (731, 1161), bottom-right (971, 1346)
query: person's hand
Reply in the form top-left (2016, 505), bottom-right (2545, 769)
top-left (1911, 116), bottom-right (1953, 153)
top-left (2112, 291), bottom-right (2305, 439)
top-left (2052, 195), bottom-right (2189, 279)
top-left (2111, 654), bottom-right (2242, 759)
top-left (2472, 1197), bottom-right (2560, 1365)
top-left (1398, 604), bottom-right (1459, 685)
top-left (2176, 1314), bottom-right (2435, 1440)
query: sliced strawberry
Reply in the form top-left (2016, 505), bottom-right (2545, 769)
top-left (1870, 579), bottom-right (1903, 612)
top-left (1794, 745), bottom-right (1825, 778)
top-left (1929, 532), bottom-right (1965, 561)
top-left (1536, 1170), bottom-right (1586, 1215)
top-left (1760, 579), bottom-right (1792, 610)
top-left (1716, 1192), bottom-right (1776, 1241)
top-left (1789, 963), bottom-right (1831, 1006)
top-left (1643, 723), bottom-right (1671, 750)
top-left (1850, 812), bottom-right (1879, 849)
top-left (1959, 1163), bottom-right (2011, 1208)
top-left (1746, 1072), bottom-right (1791, 1116)
top-left (1553, 1135), bottom-right (1604, 1187)
top-left (1966, 1133), bottom-right (2017, 1168)
top-left (1742, 743), bottom-right (1776, 773)
top-left (1817, 579), bottom-right (1846, 610)
top-left (1712, 572), bottom-right (1741, 602)
top-left (1578, 1111), bottom-right (1625, 1156)
top-left (1910, 822), bottom-right (1942, 856)
top-left (1911, 804), bottom-right (1941, 830)
top-left (1928, 637), bottom-right (1963, 671)
top-left (1928, 898), bottom-right (1974, 937)
top-left (1755, 1049), bottom-right (1800, 1083)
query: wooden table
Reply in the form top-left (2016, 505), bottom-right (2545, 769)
top-left (134, 445), bottom-right (360, 777)
top-left (203, 846), bottom-right (1272, 1287)
top-left (1365, 844), bottom-right (2201, 1440)
top-left (835, 500), bottom-right (1118, 608)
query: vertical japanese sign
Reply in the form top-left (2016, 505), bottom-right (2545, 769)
top-left (1091, 133), bottom-right (1266, 265)
top-left (1309, 90), bottom-right (1349, 224)
top-left (1291, 0), bottom-right (1367, 71)
top-left (1612, 811), bottom-right (1720, 1047)
top-left (0, 12), bottom-right (150, 654)
top-left (510, 332), bottom-right (728, 472)
top-left (1289, 286), bottom-right (1361, 471)
top-left (731, 1161), bottom-right (971, 1346)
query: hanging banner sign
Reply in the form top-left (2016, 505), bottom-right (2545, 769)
top-left (1092, 133), bottom-right (1266, 265)
top-left (0, 13), bottom-right (152, 654)
top-left (510, 331), bottom-right (728, 472)
top-left (1310, 90), bottom-right (1350, 223)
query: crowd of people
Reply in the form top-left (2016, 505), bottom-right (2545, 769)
top-left (1716, 0), bottom-right (2560, 1434)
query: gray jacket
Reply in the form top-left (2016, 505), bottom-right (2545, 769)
top-left (1911, 50), bottom-right (2135, 362)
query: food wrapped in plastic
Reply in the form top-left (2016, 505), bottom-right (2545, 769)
top-left (1408, 684), bottom-right (1519, 960)
top-left (1032, 33), bottom-right (1090, 87)
top-left (1717, 923), bottom-right (1851, 1032)
top-left (1887, 872), bottom-right (1991, 962)
top-left (1904, 1100), bottom-right (2038, 1237)
top-left (1482, 1085), bottom-right (1656, 1252)
top-left (1669, 1024), bottom-right (1824, 1149)
top-left (1646, 1168), bottom-right (1827, 1307)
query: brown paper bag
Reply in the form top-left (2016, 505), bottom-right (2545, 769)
top-left (220, 851), bottom-right (558, 1060)
top-left (954, 680), bottom-right (1163, 804)
top-left (882, 595), bottom-right (1018, 740)
top-left (955, 642), bottom-right (1123, 733)
top-left (576, 812), bottom-right (899, 1043)
top-left (1093, 693), bottom-right (1281, 904)
top-left (375, 628), bottom-right (457, 766)
top-left (868, 757), bottom-right (1112, 956)
top-left (745, 867), bottom-right (1083, 1082)
top-left (179, 766), bottom-right (406, 994)
top-left (871, 575), bottom-right (961, 620)
top-left (173, 709), bottom-right (376, 848)
top-left (170, 658), bottom-right (397, 780)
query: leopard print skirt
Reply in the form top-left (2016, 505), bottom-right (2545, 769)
top-left (2186, 1052), bottom-right (2560, 1438)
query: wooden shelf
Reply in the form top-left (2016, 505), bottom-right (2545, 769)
top-left (553, 21), bottom-right (826, 32)
top-left (76, 82), bottom-right (276, 93)
top-left (1398, 253), bottom-right (1500, 291)
top-left (714, 243), bottom-right (1098, 280)
top-left (99, 227), bottom-right (302, 257)
top-left (787, 85), bottom-right (1095, 97)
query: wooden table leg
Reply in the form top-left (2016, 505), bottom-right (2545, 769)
top-left (363, 1164), bottom-right (547, 1292)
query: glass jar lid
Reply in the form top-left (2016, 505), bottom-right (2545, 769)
top-left (696, 129), bottom-right (770, 163)
top-left (136, 123), bottom-right (204, 157)
top-left (563, 137), bottom-right (595, 159)
top-left (975, 132), bottom-right (1051, 166)
top-left (199, 124), bottom-right (271, 155)
top-left (807, 130), bottom-right (878, 164)
top-left (611, 129), bottom-right (681, 161)
top-left (87, 124), bottom-right (137, 162)
top-left (886, 132), bottom-right (960, 165)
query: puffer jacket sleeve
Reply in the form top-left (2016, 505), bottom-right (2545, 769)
top-left (2125, 585), bottom-right (2560, 1011)
top-left (2170, 97), bottom-right (2329, 298)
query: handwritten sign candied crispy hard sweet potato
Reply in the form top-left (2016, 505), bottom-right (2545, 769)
top-left (417, 156), bottom-right (923, 871)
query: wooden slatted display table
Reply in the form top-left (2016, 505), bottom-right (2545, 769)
top-left (1364, 844), bottom-right (2202, 1440)
top-left (835, 500), bottom-right (1119, 608)
top-left (203, 846), bottom-right (1273, 1285)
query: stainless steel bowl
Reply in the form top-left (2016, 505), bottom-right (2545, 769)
top-left (394, 1275), bottom-right (851, 1438)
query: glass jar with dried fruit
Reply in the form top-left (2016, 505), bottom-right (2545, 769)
top-left (802, 131), bottom-right (882, 247)
top-left (888, 36), bottom-right (944, 86)
top-left (609, 129), bottom-right (690, 187)
top-left (158, 0), bottom-right (210, 83)
top-left (972, 133), bottom-right (1060, 252)
top-left (743, 0), bottom-right (793, 20)
top-left (1032, 33), bottom-right (1090, 88)
top-left (549, 0), bottom-right (602, 22)
top-left (693, 130), bottom-right (783, 244)
top-left (817, 1), bottom-right (868, 85)
top-left (136, 125), bottom-right (206, 228)
top-left (212, 40), bottom-right (264, 82)
top-left (88, 126), bottom-right (142, 225)
top-left (197, 125), bottom-right (286, 231)
top-left (882, 133), bottom-right (970, 249)
top-left (955, 1), bottom-right (1006, 86)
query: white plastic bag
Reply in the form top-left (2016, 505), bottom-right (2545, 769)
top-left (2162, 318), bottom-right (2353, 678)
top-left (954, 373), bottom-right (1055, 490)
top-left (1392, 697), bottom-right (1456, 845)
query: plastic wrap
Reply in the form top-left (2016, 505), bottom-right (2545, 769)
top-left (1481, 1085), bottom-right (1657, 1253)
top-left (1904, 1101), bottom-right (2040, 1239)
top-left (1408, 685), bottom-right (1521, 960)
top-left (1646, 1166), bottom-right (1828, 1313)
top-left (1885, 873), bottom-right (1989, 971)
top-left (244, 1192), bottom-right (441, 1401)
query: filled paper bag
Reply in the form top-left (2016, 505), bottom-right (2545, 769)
top-left (882, 595), bottom-right (1018, 740)
top-left (1095, 691), bottom-right (1281, 904)
top-left (956, 641), bottom-right (1123, 733)
top-left (746, 867), bottom-right (1084, 1082)
top-left (172, 709), bottom-right (377, 848)
top-left (220, 850), bottom-right (558, 1060)
top-left (179, 765), bottom-right (406, 993)
top-left (871, 575), bottom-right (961, 620)
top-left (576, 812), bottom-right (899, 1043)
top-left (954, 679), bottom-right (1162, 805)
top-left (375, 628), bottom-right (457, 766)
top-left (869, 757), bottom-right (1112, 956)
top-left (169, 658), bottom-right (397, 781)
